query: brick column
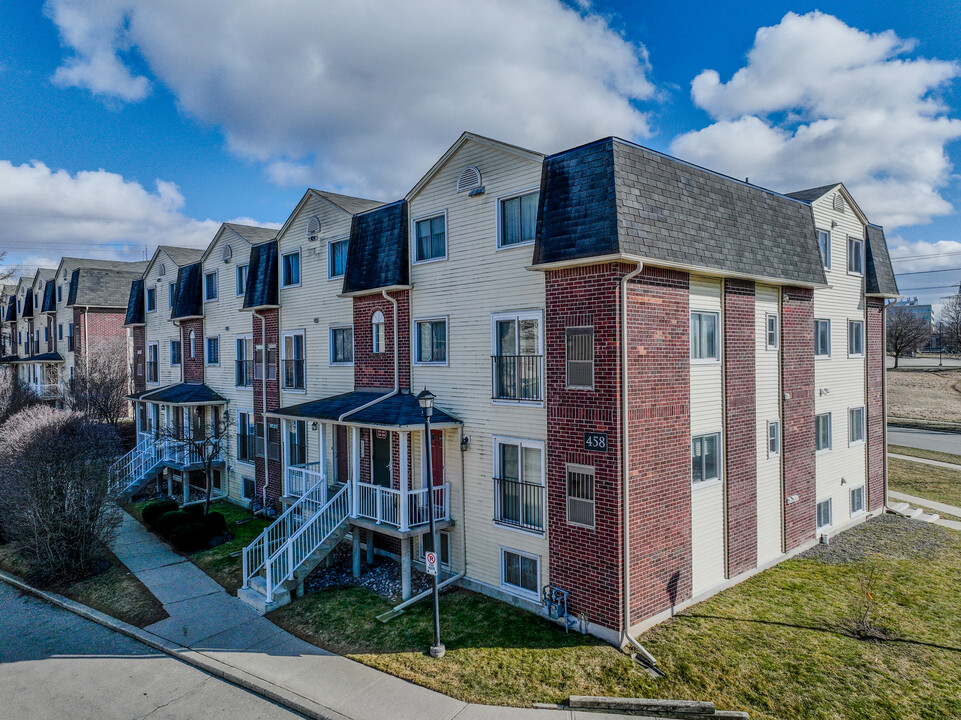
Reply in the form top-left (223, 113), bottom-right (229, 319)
top-left (865, 298), bottom-right (886, 511)
top-left (781, 287), bottom-right (816, 551)
top-left (253, 309), bottom-right (281, 505)
top-left (179, 318), bottom-right (205, 383)
top-left (723, 279), bottom-right (757, 576)
top-left (352, 290), bottom-right (410, 391)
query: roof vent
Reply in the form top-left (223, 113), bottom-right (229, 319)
top-left (307, 215), bottom-right (321, 241)
top-left (457, 166), bottom-right (482, 193)
top-left (222, 245), bottom-right (233, 263)
top-left (833, 194), bottom-right (844, 212)
top-left (158, 263), bottom-right (166, 277)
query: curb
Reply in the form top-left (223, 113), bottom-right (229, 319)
top-left (0, 570), bottom-right (349, 720)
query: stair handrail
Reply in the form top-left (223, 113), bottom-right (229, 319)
top-left (109, 434), bottom-right (158, 494)
top-left (263, 483), bottom-right (351, 603)
top-left (241, 473), bottom-right (330, 590)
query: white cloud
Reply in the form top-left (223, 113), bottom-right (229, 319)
top-left (672, 11), bottom-right (961, 229)
top-left (45, 0), bottom-right (655, 197)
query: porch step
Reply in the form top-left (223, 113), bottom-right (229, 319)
top-left (887, 503), bottom-right (939, 522)
top-left (887, 502), bottom-right (910, 515)
top-left (238, 579), bottom-right (290, 614)
top-left (916, 512), bottom-right (940, 523)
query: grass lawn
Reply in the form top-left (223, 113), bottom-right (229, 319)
top-left (0, 541), bottom-right (166, 628)
top-left (889, 457), bottom-right (961, 510)
top-left (270, 516), bottom-right (961, 720)
top-left (889, 444), bottom-right (961, 467)
top-left (132, 499), bottom-right (271, 594)
top-left (888, 368), bottom-right (961, 424)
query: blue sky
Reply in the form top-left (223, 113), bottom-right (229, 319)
top-left (1, 1), bottom-right (959, 308)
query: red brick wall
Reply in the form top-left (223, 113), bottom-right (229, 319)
top-left (781, 287), bottom-right (816, 550)
top-left (626, 267), bottom-right (692, 625)
top-left (352, 291), bottom-right (410, 391)
top-left (132, 326), bottom-right (146, 393)
top-left (179, 318), bottom-right (204, 383)
top-left (73, 308), bottom-right (127, 357)
top-left (865, 298), bottom-right (886, 511)
top-left (723, 279), bottom-right (757, 576)
top-left (253, 309), bottom-right (282, 505)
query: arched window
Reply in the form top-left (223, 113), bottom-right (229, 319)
top-left (371, 310), bottom-right (385, 353)
top-left (189, 330), bottom-right (196, 359)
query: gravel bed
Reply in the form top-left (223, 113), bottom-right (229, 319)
top-left (303, 541), bottom-right (433, 600)
top-left (800, 513), bottom-right (955, 565)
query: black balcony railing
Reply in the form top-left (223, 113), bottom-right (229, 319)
top-left (235, 359), bottom-right (254, 387)
top-left (491, 355), bottom-right (543, 401)
top-left (282, 359), bottom-right (305, 390)
top-left (236, 433), bottom-right (256, 463)
top-left (493, 477), bottom-right (544, 532)
top-left (146, 361), bottom-right (158, 383)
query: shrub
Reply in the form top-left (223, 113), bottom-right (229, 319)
top-left (142, 499), bottom-right (179, 528)
top-left (169, 522), bottom-right (211, 552)
top-left (156, 510), bottom-right (192, 538)
top-left (184, 503), bottom-right (206, 518)
top-left (203, 511), bottom-right (227, 536)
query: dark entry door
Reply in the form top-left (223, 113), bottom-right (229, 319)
top-left (372, 431), bottom-right (391, 488)
top-left (334, 425), bottom-right (349, 484)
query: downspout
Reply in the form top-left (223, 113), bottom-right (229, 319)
top-left (618, 260), bottom-right (662, 676)
top-left (338, 290), bottom-right (400, 422)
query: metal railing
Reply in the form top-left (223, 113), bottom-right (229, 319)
top-left (282, 359), bottom-right (305, 390)
top-left (284, 461), bottom-right (324, 498)
top-left (354, 482), bottom-right (450, 531)
top-left (108, 435), bottom-right (223, 496)
top-left (491, 355), bottom-right (543, 401)
top-left (493, 477), bottom-right (544, 532)
top-left (235, 359), bottom-right (254, 387)
top-left (357, 483), bottom-right (400, 526)
top-left (407, 484), bottom-right (451, 528)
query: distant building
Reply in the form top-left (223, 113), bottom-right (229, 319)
top-left (893, 297), bottom-right (933, 328)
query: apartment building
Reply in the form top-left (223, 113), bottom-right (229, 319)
top-left (109, 132), bottom-right (897, 643)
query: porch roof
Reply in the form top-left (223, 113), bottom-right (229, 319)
top-left (13, 352), bottom-right (63, 363)
top-left (269, 390), bottom-right (462, 428)
top-left (130, 382), bottom-right (227, 405)
top-left (0, 354), bottom-right (20, 364)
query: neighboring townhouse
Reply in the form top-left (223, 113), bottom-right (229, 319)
top-left (0, 284), bottom-right (15, 362)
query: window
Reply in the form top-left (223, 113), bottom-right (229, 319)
top-left (849, 406), bottom-right (865, 445)
top-left (767, 421), bottom-right (780, 457)
top-left (43, 327), bottom-right (48, 343)
top-left (566, 465), bottom-right (595, 528)
top-left (499, 191), bottom-right (538, 247)
top-left (691, 311), bottom-right (719, 361)
top-left (267, 422), bottom-right (281, 462)
top-left (420, 532), bottom-right (450, 568)
top-left (147, 343), bottom-right (159, 383)
top-left (330, 326), bottom-right (353, 364)
top-left (848, 320), bottom-right (864, 357)
top-left (493, 437), bottom-right (544, 532)
top-left (206, 337), bottom-right (220, 366)
top-left (816, 413), bottom-right (832, 452)
top-left (815, 319), bottom-right (831, 357)
top-left (170, 340), bottom-right (181, 366)
top-left (204, 271), bottom-right (218, 301)
top-left (57, 285), bottom-right (62, 303)
top-left (847, 237), bottom-right (864, 275)
top-left (817, 499), bottom-right (833, 529)
top-left (818, 230), bottom-right (831, 269)
top-left (287, 420), bottom-right (307, 466)
top-left (255, 344), bottom-right (278, 380)
top-left (188, 330), bottom-right (196, 359)
top-left (415, 318), bottom-right (447, 364)
top-left (237, 411), bottom-right (256, 463)
top-left (371, 311), bottom-right (385, 354)
top-left (282, 331), bottom-right (305, 389)
top-left (57, 324), bottom-right (63, 341)
top-left (501, 548), bottom-right (539, 598)
top-left (850, 486), bottom-right (865, 516)
top-left (492, 312), bottom-right (543, 401)
top-left (328, 239), bottom-right (348, 278)
top-left (414, 215), bottom-right (446, 262)
top-left (169, 282), bottom-right (176, 308)
top-left (766, 314), bottom-right (779, 350)
top-left (235, 336), bottom-right (253, 387)
top-left (282, 251), bottom-right (301, 287)
top-left (692, 433), bottom-right (721, 484)
top-left (566, 327), bottom-right (594, 389)
top-left (236, 264), bottom-right (248, 295)
top-left (242, 477), bottom-right (256, 501)
top-left (146, 287), bottom-right (156, 312)
top-left (67, 323), bottom-right (74, 352)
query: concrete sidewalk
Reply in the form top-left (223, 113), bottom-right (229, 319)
top-left (888, 491), bottom-right (961, 531)
top-left (109, 511), bottom-right (637, 720)
top-left (888, 452), bottom-right (961, 472)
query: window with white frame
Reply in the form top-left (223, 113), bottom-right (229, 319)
top-left (767, 421), bottom-right (780, 457)
top-left (169, 282), bottom-right (176, 308)
top-left (235, 336), bottom-right (253, 386)
top-left (282, 250), bottom-right (301, 287)
top-left (816, 412), bottom-right (832, 452)
top-left (170, 340), bottom-right (181, 366)
top-left (415, 318), bottom-right (447, 364)
top-left (206, 337), bottom-right (220, 366)
top-left (691, 311), bottom-right (719, 361)
top-left (419, 532), bottom-right (450, 568)
top-left (848, 320), bottom-right (864, 357)
top-left (566, 464), bottom-right (595, 528)
top-left (146, 287), bottom-right (156, 312)
top-left (766, 314), bottom-right (779, 350)
top-left (282, 331), bottom-right (305, 389)
top-left (815, 319), bottom-right (831, 357)
top-left (500, 548), bottom-right (539, 598)
top-left (499, 191), bottom-right (538, 247)
top-left (849, 406), bottom-right (865, 445)
top-left (204, 271), bottom-right (218, 301)
top-left (850, 486), bottom-right (865, 516)
top-left (237, 410), bottom-right (256, 463)
top-left (236, 264), bottom-right (248, 295)
top-left (189, 330), bottom-right (196, 359)
top-left (414, 215), bottom-right (446, 262)
top-left (371, 311), bottom-right (386, 354)
top-left (57, 324), bottom-right (62, 341)
top-left (817, 499), bottom-right (832, 529)
top-left (493, 437), bottom-right (544, 532)
top-left (493, 311), bottom-right (542, 401)
top-left (818, 230), bottom-right (831, 269)
top-left (692, 433), bottom-right (721, 484)
top-left (330, 326), bottom-right (353, 364)
top-left (147, 343), bottom-right (159, 383)
top-left (328, 239), bottom-right (348, 278)
top-left (242, 476), bottom-right (256, 500)
top-left (847, 236), bottom-right (864, 275)
top-left (57, 285), bottom-right (62, 303)
top-left (565, 327), bottom-right (593, 389)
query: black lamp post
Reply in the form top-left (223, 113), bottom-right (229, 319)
top-left (416, 387), bottom-right (444, 659)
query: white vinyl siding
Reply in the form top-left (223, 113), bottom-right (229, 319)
top-left (756, 284), bottom-right (783, 565)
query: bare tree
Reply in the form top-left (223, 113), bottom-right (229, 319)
top-left (0, 406), bottom-right (120, 581)
top-left (69, 337), bottom-right (130, 427)
top-left (0, 251), bottom-right (17, 283)
top-left (887, 306), bottom-right (931, 369)
top-left (157, 408), bottom-right (233, 515)
top-left (939, 295), bottom-right (961, 353)
top-left (0, 373), bottom-right (40, 427)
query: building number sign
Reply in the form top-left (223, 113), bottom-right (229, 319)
top-left (583, 432), bottom-right (608, 452)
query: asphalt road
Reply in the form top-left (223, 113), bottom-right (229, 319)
top-left (888, 426), bottom-right (961, 455)
top-left (0, 582), bottom-right (304, 720)
top-left (886, 356), bottom-right (961, 369)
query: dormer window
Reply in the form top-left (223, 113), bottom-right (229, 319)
top-left (371, 310), bottom-right (385, 353)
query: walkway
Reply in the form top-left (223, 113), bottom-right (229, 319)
top-left (886, 452), bottom-right (961, 531)
top-left (109, 511), bottom-right (636, 720)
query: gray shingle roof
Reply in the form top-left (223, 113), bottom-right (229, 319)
top-left (314, 190), bottom-right (384, 216)
top-left (60, 257), bottom-right (150, 273)
top-left (41, 281), bottom-right (56, 312)
top-left (274, 391), bottom-right (460, 428)
top-left (125, 278), bottom-right (145, 326)
top-left (158, 246), bottom-right (205, 267)
top-left (21, 289), bottom-right (33, 318)
top-left (534, 138), bottom-right (827, 286)
top-left (866, 225), bottom-right (899, 296)
top-left (137, 383), bottom-right (226, 404)
top-left (243, 240), bottom-right (279, 309)
top-left (68, 267), bottom-right (146, 308)
top-left (224, 223), bottom-right (277, 245)
top-left (343, 200), bottom-right (408, 294)
top-left (171, 262), bottom-right (202, 319)
top-left (785, 185), bottom-right (840, 203)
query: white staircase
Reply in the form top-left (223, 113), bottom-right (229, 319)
top-left (109, 435), bottom-right (165, 497)
top-left (239, 477), bottom-right (352, 613)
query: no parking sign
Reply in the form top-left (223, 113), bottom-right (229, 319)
top-left (425, 551), bottom-right (438, 576)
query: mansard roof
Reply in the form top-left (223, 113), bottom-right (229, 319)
top-left (865, 225), bottom-right (900, 297)
top-left (171, 262), bottom-right (203, 319)
top-left (125, 278), bottom-right (146, 326)
top-left (243, 240), bottom-right (279, 309)
top-left (342, 200), bottom-right (409, 295)
top-left (41, 280), bottom-right (57, 312)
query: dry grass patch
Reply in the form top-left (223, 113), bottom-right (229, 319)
top-left (889, 457), bottom-right (961, 509)
top-left (889, 444), bottom-right (961, 467)
top-left (888, 368), bottom-right (961, 423)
